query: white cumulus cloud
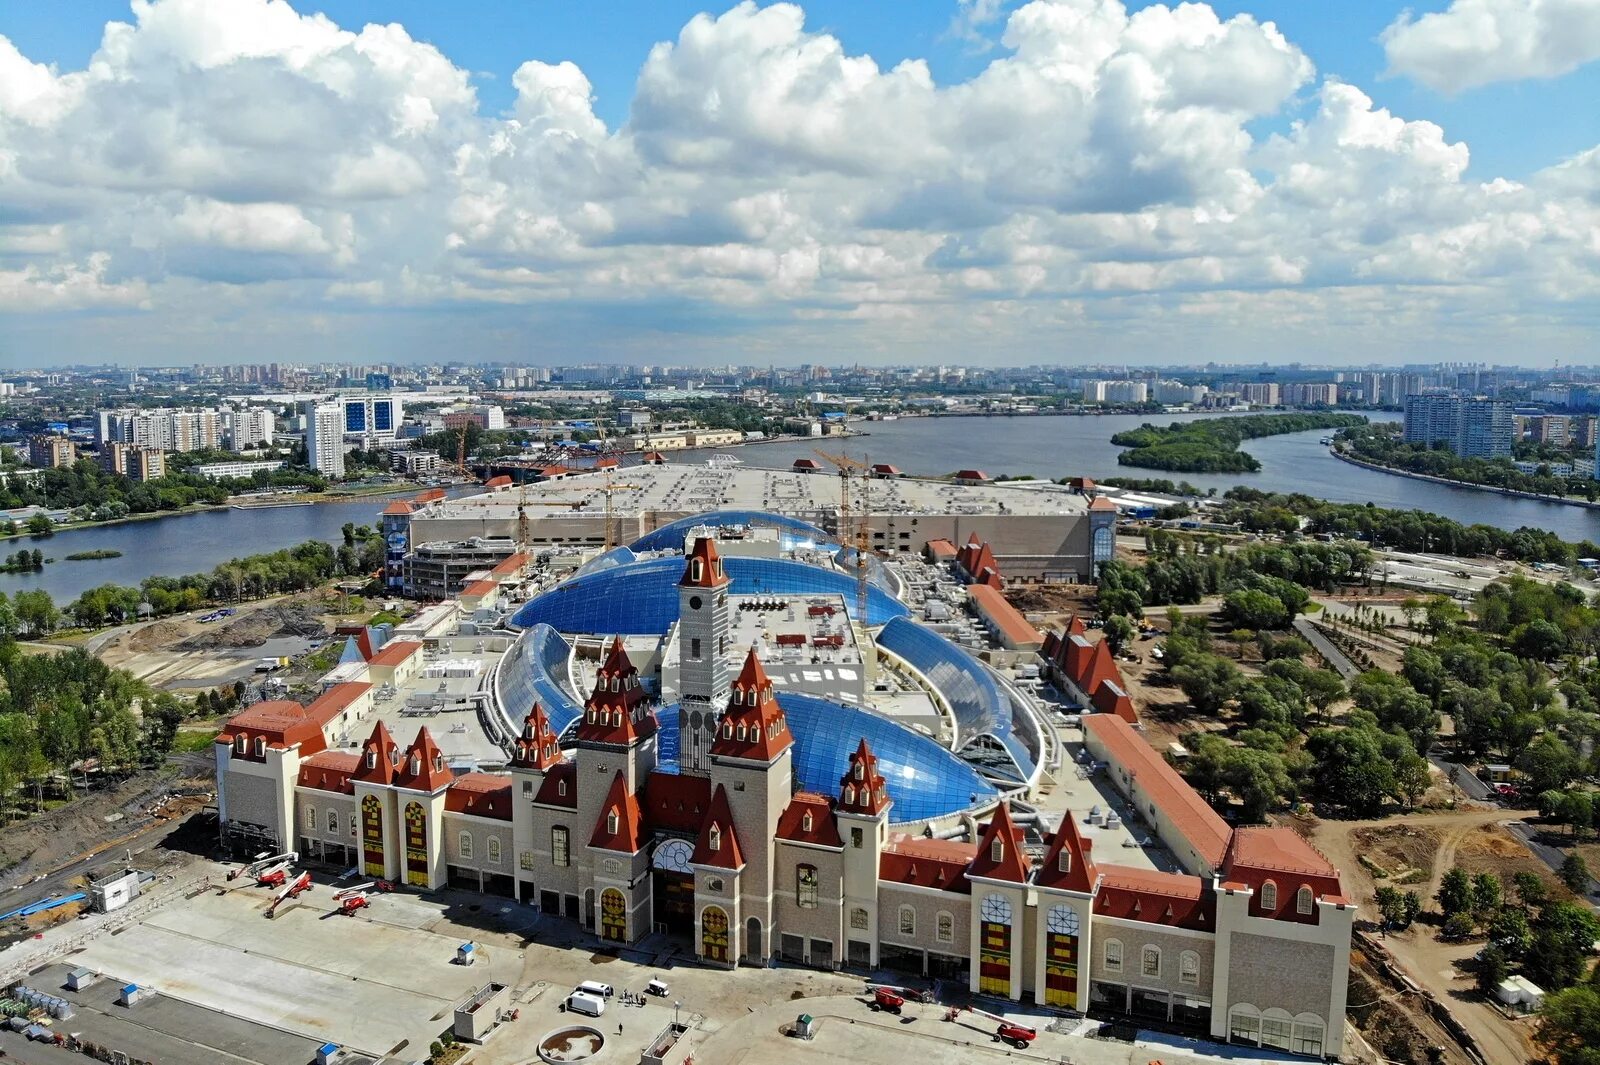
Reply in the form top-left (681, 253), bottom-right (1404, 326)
top-left (1381, 0), bottom-right (1600, 93)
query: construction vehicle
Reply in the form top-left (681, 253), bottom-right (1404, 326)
top-left (228, 851), bottom-right (297, 881)
top-left (943, 1004), bottom-right (1038, 1049)
top-left (264, 872), bottom-right (312, 919)
top-left (866, 984), bottom-right (934, 1014)
top-left (336, 891), bottom-right (370, 915)
top-left (256, 862), bottom-right (293, 889)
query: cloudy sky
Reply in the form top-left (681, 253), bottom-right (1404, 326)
top-left (2, 0), bottom-right (1598, 368)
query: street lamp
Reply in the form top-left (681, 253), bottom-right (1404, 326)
top-left (674, 1001), bottom-right (682, 1027)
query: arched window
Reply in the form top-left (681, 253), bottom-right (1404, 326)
top-left (1179, 950), bottom-right (1200, 985)
top-left (1296, 886), bottom-right (1314, 914)
top-left (253, 737), bottom-right (266, 757)
top-left (327, 810), bottom-right (339, 833)
top-left (1103, 938), bottom-right (1123, 972)
top-left (796, 865), bottom-right (818, 908)
top-left (990, 836), bottom-right (1004, 864)
top-left (936, 911), bottom-right (954, 943)
top-left (234, 735), bottom-right (247, 754)
top-left (459, 831), bottom-right (474, 860)
top-left (1260, 880), bottom-right (1278, 911)
top-left (850, 907), bottom-right (869, 930)
top-left (1141, 945), bottom-right (1161, 978)
top-left (486, 837), bottom-right (501, 865)
top-left (898, 906), bottom-right (916, 937)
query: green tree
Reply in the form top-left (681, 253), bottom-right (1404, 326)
top-left (1526, 902), bottom-right (1600, 989)
top-left (1102, 615), bottom-right (1136, 655)
top-left (1306, 723), bottom-right (1396, 817)
top-left (1488, 906), bottom-right (1531, 959)
top-left (1222, 588), bottom-right (1289, 631)
top-left (1470, 872), bottom-right (1502, 923)
top-left (1374, 886), bottom-right (1420, 931)
top-left (1394, 751), bottom-right (1431, 809)
top-left (26, 513), bottom-right (53, 537)
top-left (1536, 982), bottom-right (1600, 1065)
top-left (14, 589), bottom-right (57, 635)
top-left (1518, 734), bottom-right (1580, 794)
top-left (1474, 943), bottom-right (1508, 995)
top-left (1436, 867), bottom-right (1473, 921)
top-left (1513, 871), bottom-right (1548, 909)
top-left (1559, 853), bottom-right (1592, 895)
top-left (1170, 654), bottom-right (1242, 717)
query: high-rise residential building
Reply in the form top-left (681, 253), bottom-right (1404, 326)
top-left (1530, 415), bottom-right (1571, 447)
top-left (1403, 394), bottom-right (1512, 459)
top-left (99, 442), bottom-right (166, 482)
top-left (1239, 382), bottom-right (1280, 406)
top-left (1283, 383), bottom-right (1338, 406)
top-left (224, 407), bottom-right (276, 451)
top-left (96, 407), bottom-right (223, 451)
top-left (1080, 380), bottom-right (1148, 404)
top-left (28, 435), bottom-right (76, 468)
top-left (304, 402), bottom-right (346, 478)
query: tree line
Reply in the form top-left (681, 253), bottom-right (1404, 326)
top-left (1111, 413), bottom-right (1369, 472)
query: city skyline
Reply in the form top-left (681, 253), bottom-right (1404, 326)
top-left (2, 0), bottom-right (1599, 367)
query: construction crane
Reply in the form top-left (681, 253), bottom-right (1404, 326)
top-left (264, 871), bottom-right (312, 919)
top-left (591, 465), bottom-right (642, 552)
top-left (228, 851), bottom-right (297, 882)
top-left (814, 448), bottom-right (871, 620)
top-left (943, 1003), bottom-right (1038, 1049)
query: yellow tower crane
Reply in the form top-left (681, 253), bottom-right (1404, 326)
top-left (814, 448), bottom-right (871, 620)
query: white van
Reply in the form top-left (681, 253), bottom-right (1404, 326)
top-left (565, 991), bottom-right (606, 1017)
top-left (576, 980), bottom-right (614, 999)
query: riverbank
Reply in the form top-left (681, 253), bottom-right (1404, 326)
top-left (1329, 448), bottom-right (1600, 511)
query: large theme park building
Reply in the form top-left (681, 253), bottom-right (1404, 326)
top-left (219, 509), bottom-right (1353, 1060)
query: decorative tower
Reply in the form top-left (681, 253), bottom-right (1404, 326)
top-left (835, 738), bottom-right (890, 966)
top-left (350, 720), bottom-right (402, 881)
top-left (708, 646), bottom-right (795, 963)
top-left (392, 726), bottom-right (454, 891)
top-left (677, 536), bottom-right (732, 775)
top-left (509, 702), bottom-right (563, 902)
top-left (967, 802), bottom-right (1033, 1002)
top-left (1032, 811), bottom-right (1099, 1011)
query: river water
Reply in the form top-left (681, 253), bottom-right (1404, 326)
top-left (8, 414), bottom-right (1597, 605)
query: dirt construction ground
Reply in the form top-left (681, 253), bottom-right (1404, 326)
top-left (1310, 806), bottom-right (1553, 1065)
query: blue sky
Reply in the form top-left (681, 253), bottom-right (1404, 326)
top-left (1, 0), bottom-right (1597, 367)
top-left (7, 0), bottom-right (1596, 178)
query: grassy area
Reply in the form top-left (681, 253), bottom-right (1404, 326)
top-left (173, 728), bottom-right (221, 752)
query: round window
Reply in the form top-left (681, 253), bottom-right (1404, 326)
top-left (689, 595), bottom-right (703, 610)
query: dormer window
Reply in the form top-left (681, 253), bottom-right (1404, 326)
top-left (1260, 880), bottom-right (1278, 910)
top-left (736, 723), bottom-right (746, 741)
top-left (558, 778), bottom-right (568, 797)
top-left (991, 837), bottom-right (1004, 864)
top-left (253, 737), bottom-right (266, 757)
top-left (607, 809), bottom-right (619, 835)
top-left (1297, 886), bottom-right (1314, 914)
top-left (843, 784), bottom-right (856, 805)
top-left (854, 763), bottom-right (864, 781)
top-left (365, 750), bottom-right (376, 769)
top-left (708, 825), bottom-right (721, 852)
top-left (235, 735), bottom-right (247, 754)
top-left (410, 755), bottom-right (421, 776)
top-left (801, 811), bottom-right (813, 832)
top-left (390, 748), bottom-right (399, 765)
top-left (433, 754), bottom-right (443, 772)
top-left (692, 559), bottom-right (703, 582)
top-left (610, 676), bottom-right (619, 692)
top-left (1058, 849), bottom-right (1071, 874)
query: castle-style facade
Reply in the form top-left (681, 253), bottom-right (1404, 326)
top-left (219, 538), bottom-right (1353, 1059)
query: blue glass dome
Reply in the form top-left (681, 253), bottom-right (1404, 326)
top-left (510, 555), bottom-right (910, 634)
top-left (877, 617), bottom-right (1040, 785)
top-left (630, 512), bottom-right (834, 554)
top-left (652, 692), bottom-right (998, 824)
top-left (494, 624), bottom-right (587, 737)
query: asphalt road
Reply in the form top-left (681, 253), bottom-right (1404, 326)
top-left (1505, 820), bottom-right (1600, 912)
top-left (1292, 617), bottom-right (1359, 680)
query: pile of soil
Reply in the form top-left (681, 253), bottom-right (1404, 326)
top-left (126, 620), bottom-right (187, 654)
top-left (179, 603), bottom-right (328, 650)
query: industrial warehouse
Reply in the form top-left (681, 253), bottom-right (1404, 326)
top-left (213, 485), bottom-right (1354, 1062)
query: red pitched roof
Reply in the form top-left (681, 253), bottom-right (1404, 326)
top-left (680, 535), bottom-right (730, 589)
top-left (395, 726), bottom-right (453, 792)
top-left (415, 488), bottom-right (447, 503)
top-left (1091, 679), bottom-right (1139, 724)
top-left (1078, 638), bottom-right (1120, 695)
top-left (775, 793), bottom-right (843, 849)
top-left (880, 835), bottom-right (973, 894)
top-left (955, 469), bottom-right (990, 481)
top-left (644, 770), bottom-right (711, 834)
top-left (445, 773), bottom-right (513, 821)
top-left (967, 584), bottom-right (1042, 648)
top-left (532, 761), bottom-right (577, 808)
top-left (1034, 813), bottom-right (1099, 894)
top-left (368, 640), bottom-right (421, 669)
top-left (710, 647), bottom-right (793, 762)
top-left (462, 579), bottom-right (498, 598)
top-left (382, 500), bottom-right (415, 516)
top-left (690, 784), bottom-right (745, 870)
top-left (297, 751), bottom-right (359, 794)
top-left (1083, 714), bottom-right (1230, 870)
top-left (925, 538), bottom-right (959, 561)
top-left (837, 738), bottom-right (891, 817)
top-left (589, 771), bottom-right (645, 853)
top-left (576, 636), bottom-right (657, 746)
top-left (1094, 864), bottom-right (1214, 930)
top-left (352, 720), bottom-right (400, 785)
top-left (792, 458), bottom-right (822, 470)
top-left (968, 802), bottom-right (1032, 884)
top-left (1065, 614), bottom-right (1087, 637)
top-left (484, 475), bottom-right (513, 489)
top-left (490, 552), bottom-right (531, 577)
top-left (1221, 827), bottom-right (1346, 923)
top-left (512, 703), bottom-right (563, 771)
top-left (220, 683), bottom-right (367, 758)
top-left (1089, 495), bottom-right (1118, 512)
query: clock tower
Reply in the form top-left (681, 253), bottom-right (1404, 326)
top-left (677, 535), bottom-right (731, 775)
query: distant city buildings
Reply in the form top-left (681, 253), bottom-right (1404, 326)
top-left (97, 405), bottom-right (273, 454)
top-left (193, 459), bottom-right (285, 481)
top-left (1402, 394), bottom-right (1513, 459)
top-left (225, 407), bottom-right (276, 451)
top-left (341, 394), bottom-right (402, 446)
top-left (303, 401), bottom-right (346, 478)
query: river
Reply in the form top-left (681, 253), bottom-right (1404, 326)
top-left (10, 413), bottom-right (1598, 605)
